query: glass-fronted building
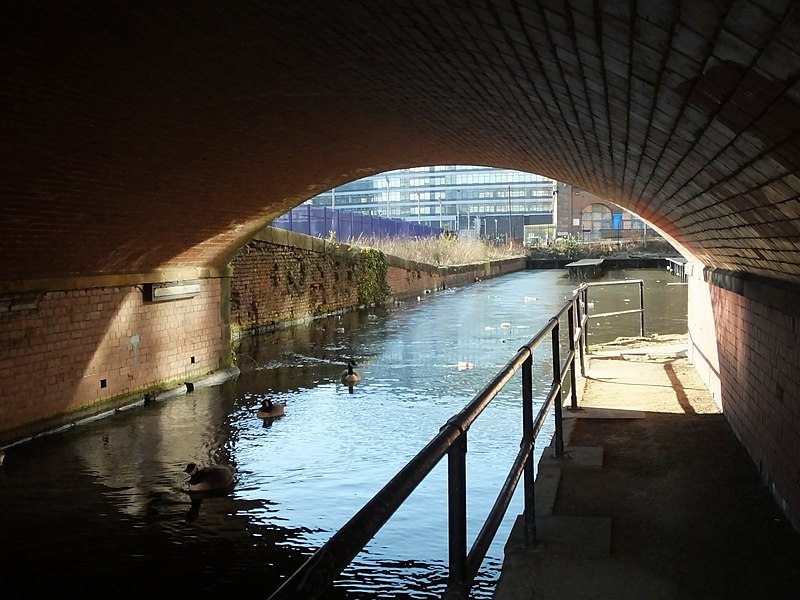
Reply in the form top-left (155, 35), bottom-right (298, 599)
top-left (307, 165), bottom-right (556, 240)
top-left (299, 165), bottom-right (660, 246)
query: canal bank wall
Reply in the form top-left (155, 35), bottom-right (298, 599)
top-left (0, 227), bottom-right (526, 447)
top-left (229, 227), bottom-right (528, 337)
top-left (0, 271), bottom-right (232, 448)
top-left (386, 254), bottom-right (527, 298)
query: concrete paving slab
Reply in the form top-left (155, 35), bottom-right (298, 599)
top-left (532, 464), bottom-right (560, 516)
top-left (564, 407), bottom-right (646, 420)
top-left (504, 514), bottom-right (612, 556)
top-left (539, 446), bottom-right (604, 469)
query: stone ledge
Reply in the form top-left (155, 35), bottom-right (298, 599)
top-left (504, 513), bottom-right (612, 557)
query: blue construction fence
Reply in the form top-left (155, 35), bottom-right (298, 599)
top-left (271, 205), bottom-right (443, 243)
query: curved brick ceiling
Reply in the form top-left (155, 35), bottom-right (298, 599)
top-left (3, 2), bottom-right (800, 286)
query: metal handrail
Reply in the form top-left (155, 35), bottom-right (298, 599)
top-left (268, 279), bottom-right (639, 599)
top-left (583, 279), bottom-right (645, 339)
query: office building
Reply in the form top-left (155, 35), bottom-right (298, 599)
top-left (306, 166), bottom-right (657, 245)
top-left (308, 165), bottom-right (555, 241)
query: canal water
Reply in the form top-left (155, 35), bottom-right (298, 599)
top-left (0, 268), bottom-right (686, 599)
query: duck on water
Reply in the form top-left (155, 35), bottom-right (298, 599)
top-left (257, 397), bottom-right (285, 419)
top-left (183, 463), bottom-right (236, 493)
top-left (341, 359), bottom-right (361, 386)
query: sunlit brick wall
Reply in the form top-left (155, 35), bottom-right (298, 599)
top-left (229, 229), bottom-right (362, 336)
top-left (385, 260), bottom-right (442, 299)
top-left (386, 256), bottom-right (529, 300)
top-left (0, 278), bottom-right (228, 444)
top-left (688, 265), bottom-right (800, 531)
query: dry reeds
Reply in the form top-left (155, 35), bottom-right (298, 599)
top-left (347, 234), bottom-right (524, 267)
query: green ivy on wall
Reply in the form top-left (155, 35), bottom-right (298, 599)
top-left (356, 247), bottom-right (391, 306)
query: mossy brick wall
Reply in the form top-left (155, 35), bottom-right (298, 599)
top-left (0, 277), bottom-right (228, 443)
top-left (688, 264), bottom-right (800, 532)
top-left (386, 256), bottom-right (529, 299)
top-left (230, 228), bottom-right (363, 335)
top-left (230, 228), bottom-right (529, 335)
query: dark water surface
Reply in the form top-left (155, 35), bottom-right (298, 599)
top-left (0, 268), bottom-right (686, 599)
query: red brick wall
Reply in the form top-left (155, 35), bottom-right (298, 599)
top-left (386, 256), bottom-right (528, 299)
top-left (0, 228), bottom-right (527, 444)
top-left (230, 228), bottom-right (529, 336)
top-left (0, 277), bottom-right (228, 443)
top-left (688, 265), bottom-right (800, 531)
top-left (230, 229), bottom-right (363, 335)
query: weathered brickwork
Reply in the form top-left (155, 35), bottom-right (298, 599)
top-left (230, 232), bottom-right (363, 335)
top-left (229, 228), bottom-right (528, 336)
top-left (386, 256), bottom-right (528, 299)
top-left (4, 4), bottom-right (800, 289)
top-left (688, 265), bottom-right (800, 531)
top-left (0, 227), bottom-right (527, 444)
top-left (0, 279), bottom-right (228, 443)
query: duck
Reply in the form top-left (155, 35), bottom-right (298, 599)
top-left (341, 359), bottom-right (361, 385)
top-left (257, 397), bottom-right (285, 419)
top-left (183, 462), bottom-right (235, 493)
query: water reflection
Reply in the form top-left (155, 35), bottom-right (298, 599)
top-left (0, 268), bottom-right (686, 599)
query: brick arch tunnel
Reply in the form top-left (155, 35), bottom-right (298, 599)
top-left (2, 3), bottom-right (799, 528)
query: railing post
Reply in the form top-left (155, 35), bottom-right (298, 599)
top-left (582, 286), bottom-right (590, 350)
top-left (521, 352), bottom-right (537, 545)
top-left (567, 305), bottom-right (579, 411)
top-left (333, 210), bottom-right (338, 242)
top-left (577, 291), bottom-right (587, 376)
top-left (551, 324), bottom-right (565, 458)
top-left (445, 432), bottom-right (468, 598)
top-left (639, 280), bottom-right (645, 336)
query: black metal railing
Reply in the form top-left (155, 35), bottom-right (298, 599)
top-left (268, 279), bottom-right (644, 599)
top-left (581, 279), bottom-right (645, 342)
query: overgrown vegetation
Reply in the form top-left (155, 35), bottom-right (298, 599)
top-left (322, 233), bottom-right (362, 266)
top-left (355, 248), bottom-right (391, 305)
top-left (346, 233), bottom-right (678, 267)
top-left (321, 233), bottom-right (392, 305)
top-left (347, 234), bottom-right (523, 266)
top-left (527, 236), bottom-right (679, 260)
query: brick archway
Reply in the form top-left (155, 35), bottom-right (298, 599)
top-left (3, 2), bottom-right (800, 531)
top-left (1, 3), bottom-right (799, 287)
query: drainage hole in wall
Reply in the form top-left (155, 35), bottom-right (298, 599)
top-left (100, 379), bottom-right (107, 389)
top-left (190, 356), bottom-right (196, 364)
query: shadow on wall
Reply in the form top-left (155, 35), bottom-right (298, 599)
top-left (701, 272), bottom-right (799, 533)
top-left (0, 279), bottom-right (229, 446)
